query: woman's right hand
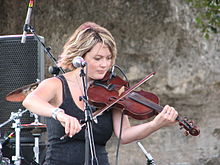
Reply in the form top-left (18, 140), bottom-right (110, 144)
top-left (56, 112), bottom-right (82, 137)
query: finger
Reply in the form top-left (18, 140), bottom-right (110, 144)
top-left (161, 105), bottom-right (170, 114)
top-left (69, 118), bottom-right (81, 137)
top-left (164, 107), bottom-right (176, 123)
top-left (170, 107), bottom-right (178, 121)
top-left (76, 118), bottom-right (82, 133)
top-left (65, 118), bottom-right (71, 135)
top-left (69, 118), bottom-right (75, 137)
top-left (75, 119), bottom-right (82, 133)
top-left (162, 106), bottom-right (174, 122)
top-left (164, 105), bottom-right (172, 116)
top-left (166, 107), bottom-right (175, 121)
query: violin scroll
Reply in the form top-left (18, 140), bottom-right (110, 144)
top-left (177, 116), bottom-right (200, 136)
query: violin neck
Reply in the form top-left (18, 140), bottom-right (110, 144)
top-left (129, 92), bottom-right (182, 120)
top-left (128, 92), bottom-right (163, 113)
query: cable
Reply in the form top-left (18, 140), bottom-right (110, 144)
top-left (112, 65), bottom-right (130, 165)
top-left (115, 111), bottom-right (124, 165)
top-left (113, 65), bottom-right (129, 84)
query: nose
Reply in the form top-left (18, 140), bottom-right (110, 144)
top-left (100, 59), bottom-right (108, 68)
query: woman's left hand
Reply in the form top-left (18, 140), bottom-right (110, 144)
top-left (151, 105), bottom-right (178, 128)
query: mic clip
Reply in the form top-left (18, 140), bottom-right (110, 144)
top-left (23, 24), bottom-right (31, 32)
top-left (23, 24), bottom-right (35, 33)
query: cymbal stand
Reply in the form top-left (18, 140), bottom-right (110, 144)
top-left (31, 131), bottom-right (40, 164)
top-left (29, 112), bottom-right (40, 124)
top-left (0, 109), bottom-right (28, 165)
top-left (0, 109), bottom-right (28, 129)
top-left (32, 114), bottom-right (41, 164)
top-left (136, 141), bottom-right (156, 165)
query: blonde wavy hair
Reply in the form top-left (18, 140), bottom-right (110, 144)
top-left (57, 22), bottom-right (117, 71)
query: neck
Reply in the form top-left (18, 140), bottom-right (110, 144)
top-left (72, 69), bottom-right (94, 86)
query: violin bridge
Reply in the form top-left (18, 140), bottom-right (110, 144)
top-left (118, 86), bottom-right (125, 96)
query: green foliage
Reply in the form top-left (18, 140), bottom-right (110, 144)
top-left (186, 0), bottom-right (220, 39)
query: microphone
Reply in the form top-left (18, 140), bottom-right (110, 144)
top-left (21, 0), bottom-right (34, 43)
top-left (2, 132), bottom-right (15, 147)
top-left (72, 56), bottom-right (87, 68)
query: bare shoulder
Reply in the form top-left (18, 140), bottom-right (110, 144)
top-left (33, 77), bottom-right (63, 96)
top-left (28, 76), bottom-right (63, 102)
top-left (38, 77), bottom-right (62, 88)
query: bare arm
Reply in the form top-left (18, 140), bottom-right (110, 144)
top-left (22, 77), bottom-right (81, 137)
top-left (113, 105), bottom-right (178, 144)
top-left (22, 77), bottom-right (61, 116)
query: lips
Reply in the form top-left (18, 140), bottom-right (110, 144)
top-left (97, 70), bottom-right (106, 74)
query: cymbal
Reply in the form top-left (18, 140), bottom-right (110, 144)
top-left (5, 82), bottom-right (39, 102)
top-left (21, 122), bottom-right (47, 128)
top-left (20, 122), bottom-right (47, 133)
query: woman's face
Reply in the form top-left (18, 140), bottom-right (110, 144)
top-left (84, 43), bottom-right (112, 80)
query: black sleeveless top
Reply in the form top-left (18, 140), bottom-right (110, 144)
top-left (43, 75), bottom-right (113, 165)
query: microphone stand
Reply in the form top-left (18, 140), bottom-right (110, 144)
top-left (23, 24), bottom-right (65, 74)
top-left (136, 141), bottom-right (156, 165)
top-left (79, 67), bottom-right (98, 165)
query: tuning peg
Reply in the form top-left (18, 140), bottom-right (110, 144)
top-left (184, 116), bottom-right (189, 121)
top-left (184, 131), bottom-right (189, 136)
top-left (189, 120), bottom-right (194, 125)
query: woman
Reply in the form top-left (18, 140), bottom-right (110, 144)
top-left (22, 22), bottom-right (178, 165)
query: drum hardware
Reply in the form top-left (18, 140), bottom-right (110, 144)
top-left (0, 109), bottom-right (47, 165)
top-left (20, 121), bottom-right (46, 164)
top-left (136, 141), bottom-right (156, 165)
top-left (3, 80), bottom-right (47, 165)
top-left (0, 109), bottom-right (28, 165)
top-left (0, 143), bottom-right (10, 165)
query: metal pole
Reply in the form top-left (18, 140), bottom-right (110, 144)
top-left (12, 117), bottom-right (21, 165)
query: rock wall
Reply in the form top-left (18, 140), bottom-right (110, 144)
top-left (1, 0), bottom-right (220, 164)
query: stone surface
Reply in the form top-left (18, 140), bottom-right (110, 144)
top-left (0, 0), bottom-right (219, 164)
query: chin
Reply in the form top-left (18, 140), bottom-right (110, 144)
top-left (96, 75), bottom-right (105, 80)
top-left (91, 74), bottom-right (105, 80)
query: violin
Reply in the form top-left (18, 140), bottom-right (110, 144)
top-left (88, 72), bottom-right (200, 136)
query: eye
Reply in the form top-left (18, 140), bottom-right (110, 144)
top-left (107, 56), bottom-right (112, 60)
top-left (94, 57), bottom-right (101, 61)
